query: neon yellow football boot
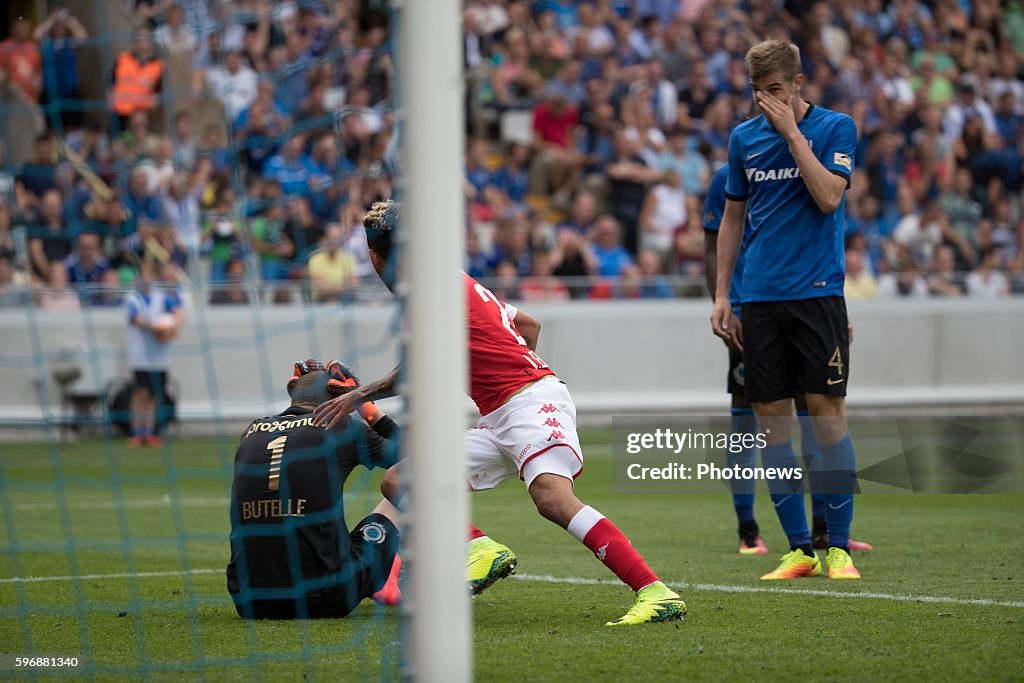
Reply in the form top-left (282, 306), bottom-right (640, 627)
top-left (466, 537), bottom-right (517, 596)
top-left (826, 546), bottom-right (862, 580)
top-left (760, 548), bottom-right (822, 580)
top-left (605, 581), bottom-right (686, 627)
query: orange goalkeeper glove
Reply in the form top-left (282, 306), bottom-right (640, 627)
top-left (325, 359), bottom-right (382, 424)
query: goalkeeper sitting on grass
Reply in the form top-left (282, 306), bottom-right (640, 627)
top-left (227, 359), bottom-right (402, 619)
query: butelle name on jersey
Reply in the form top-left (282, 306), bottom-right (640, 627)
top-left (241, 497), bottom-right (307, 521)
top-left (245, 416), bottom-right (316, 438)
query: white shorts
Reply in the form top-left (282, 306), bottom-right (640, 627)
top-left (465, 376), bottom-right (584, 491)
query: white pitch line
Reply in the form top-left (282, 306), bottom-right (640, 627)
top-left (512, 574), bottom-right (1024, 609)
top-left (7, 491), bottom-right (380, 512)
top-left (0, 568), bottom-right (223, 584)
top-left (8, 497), bottom-right (230, 512)
top-left (1, 568), bottom-right (1022, 609)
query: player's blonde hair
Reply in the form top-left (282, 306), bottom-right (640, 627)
top-left (363, 199), bottom-right (399, 260)
top-left (363, 199), bottom-right (398, 235)
top-left (745, 40), bottom-right (802, 85)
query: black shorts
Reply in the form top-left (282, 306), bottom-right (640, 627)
top-left (741, 297), bottom-right (850, 404)
top-left (133, 370), bottom-right (167, 397)
top-left (237, 513), bottom-right (400, 620)
top-left (727, 344), bottom-right (746, 396)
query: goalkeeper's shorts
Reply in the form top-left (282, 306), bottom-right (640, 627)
top-left (232, 513), bottom-right (399, 620)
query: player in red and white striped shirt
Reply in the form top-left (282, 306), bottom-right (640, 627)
top-left (315, 200), bottom-right (684, 626)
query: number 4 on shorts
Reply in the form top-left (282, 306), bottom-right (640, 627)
top-left (828, 346), bottom-right (844, 377)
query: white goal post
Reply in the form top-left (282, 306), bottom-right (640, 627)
top-left (399, 0), bottom-right (471, 681)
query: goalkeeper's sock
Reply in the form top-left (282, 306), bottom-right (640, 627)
top-left (467, 524), bottom-right (487, 543)
top-left (762, 441), bottom-right (811, 549)
top-left (730, 408), bottom-right (757, 524)
top-left (567, 505), bottom-right (660, 592)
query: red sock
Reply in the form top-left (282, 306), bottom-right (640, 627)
top-left (467, 523), bottom-right (486, 541)
top-left (373, 554), bottom-right (402, 606)
top-left (569, 507), bottom-right (659, 592)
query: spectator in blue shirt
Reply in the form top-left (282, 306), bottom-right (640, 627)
top-left (489, 142), bottom-right (530, 208)
top-left (263, 134), bottom-right (316, 197)
top-left (535, 0), bottom-right (579, 30)
top-left (309, 134), bottom-right (355, 220)
top-left (578, 102), bottom-right (616, 175)
top-left (65, 232), bottom-right (117, 305)
top-left (236, 80), bottom-right (291, 175)
top-left (34, 8), bottom-right (89, 130)
top-left (465, 228), bottom-right (493, 279)
top-left (122, 166), bottom-right (166, 239)
top-left (465, 138), bottom-right (493, 204)
top-left (490, 216), bottom-right (532, 276)
top-left (636, 249), bottom-right (674, 298)
top-left (16, 134), bottom-right (59, 207)
top-left (995, 92), bottom-right (1021, 152)
top-left (589, 214), bottom-right (634, 278)
top-left (658, 131), bottom-right (711, 198)
top-left (275, 32), bottom-right (312, 115)
top-left (558, 191), bottom-right (598, 234)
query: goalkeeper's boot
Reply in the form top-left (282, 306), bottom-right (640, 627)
top-left (466, 537), bottom-right (517, 596)
top-left (606, 582), bottom-right (686, 627)
top-left (826, 547), bottom-right (861, 580)
top-left (373, 554), bottom-right (402, 606)
top-left (760, 548), bottom-right (821, 580)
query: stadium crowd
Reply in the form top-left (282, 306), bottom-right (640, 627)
top-left (0, 0), bottom-right (1022, 308)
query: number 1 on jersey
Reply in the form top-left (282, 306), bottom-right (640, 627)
top-left (267, 435), bottom-right (288, 492)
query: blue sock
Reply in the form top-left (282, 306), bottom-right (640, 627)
top-left (798, 410), bottom-right (827, 520)
top-left (819, 434), bottom-right (857, 549)
top-left (762, 440), bottom-right (810, 549)
top-left (729, 408), bottom-right (757, 524)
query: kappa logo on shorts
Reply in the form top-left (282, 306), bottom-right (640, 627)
top-left (542, 418), bottom-right (563, 428)
top-left (361, 522), bottom-right (387, 544)
top-left (537, 404), bottom-right (561, 414)
top-left (547, 430), bottom-right (566, 441)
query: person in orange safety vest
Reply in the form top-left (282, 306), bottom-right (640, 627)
top-left (110, 29), bottom-right (163, 131)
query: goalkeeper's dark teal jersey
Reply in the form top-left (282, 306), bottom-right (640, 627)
top-left (226, 406), bottom-right (398, 597)
top-left (724, 103), bottom-right (856, 303)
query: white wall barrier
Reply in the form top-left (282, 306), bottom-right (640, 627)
top-left (1, 298), bottom-right (1022, 433)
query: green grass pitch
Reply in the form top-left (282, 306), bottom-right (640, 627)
top-left (1, 431), bottom-right (1022, 682)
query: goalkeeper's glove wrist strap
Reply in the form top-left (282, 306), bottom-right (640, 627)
top-left (359, 402), bottom-right (382, 424)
